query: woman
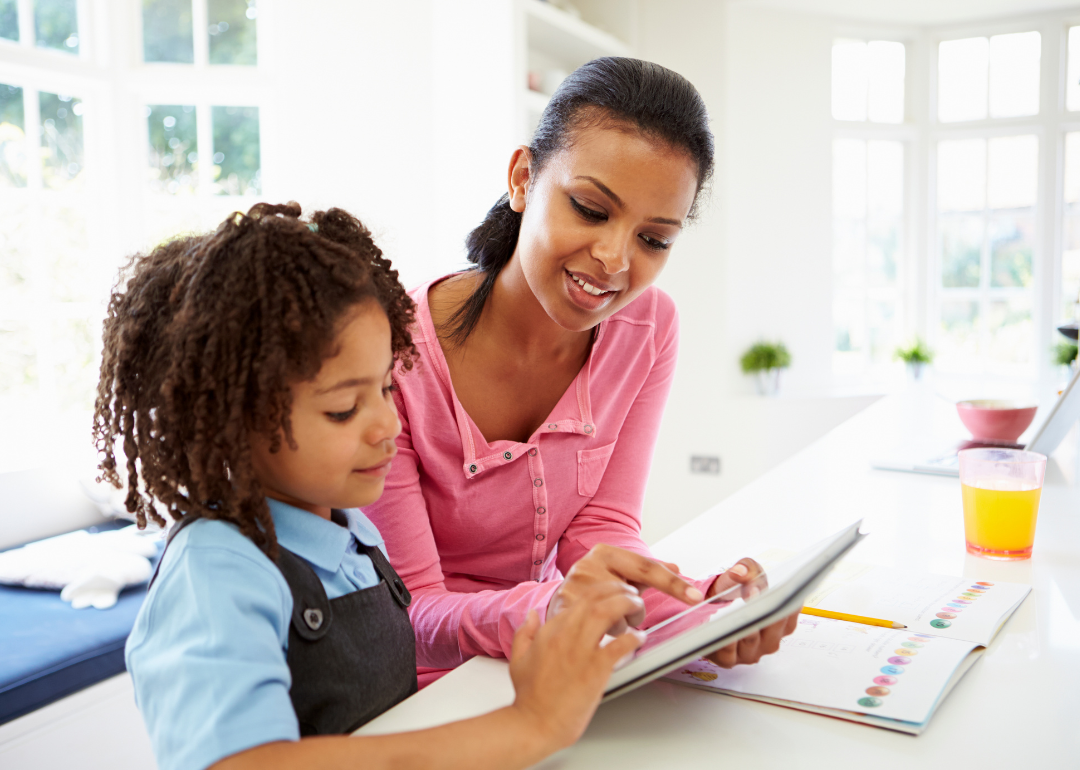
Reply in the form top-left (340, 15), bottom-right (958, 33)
top-left (365, 57), bottom-right (797, 685)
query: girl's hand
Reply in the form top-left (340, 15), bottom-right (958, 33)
top-left (547, 544), bottom-right (703, 635)
top-left (509, 582), bottom-right (646, 750)
top-left (702, 558), bottom-right (800, 668)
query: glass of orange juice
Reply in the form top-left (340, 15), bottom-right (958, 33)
top-left (958, 448), bottom-right (1047, 560)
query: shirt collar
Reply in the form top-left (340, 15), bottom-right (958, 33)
top-left (265, 498), bottom-right (383, 573)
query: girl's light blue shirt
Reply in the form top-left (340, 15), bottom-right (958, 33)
top-left (125, 499), bottom-right (388, 770)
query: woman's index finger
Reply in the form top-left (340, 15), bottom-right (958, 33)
top-left (606, 548), bottom-right (703, 604)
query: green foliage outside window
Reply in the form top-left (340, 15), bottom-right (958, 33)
top-left (34, 0), bottom-right (78, 53)
top-left (0, 0), bottom-right (18, 41)
top-left (143, 0), bottom-right (194, 63)
top-left (212, 105), bottom-right (260, 195)
top-left (39, 91), bottom-right (83, 188)
top-left (893, 338), bottom-right (934, 365)
top-left (0, 83), bottom-right (26, 187)
top-left (208, 0), bottom-right (257, 65)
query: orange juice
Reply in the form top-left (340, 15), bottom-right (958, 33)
top-left (961, 482), bottom-right (1041, 559)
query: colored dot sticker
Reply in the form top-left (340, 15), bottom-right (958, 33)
top-left (866, 686), bottom-right (891, 697)
top-left (901, 641), bottom-right (923, 648)
top-left (962, 593), bottom-right (980, 598)
top-left (936, 612), bottom-right (957, 619)
top-left (947, 603), bottom-right (966, 609)
top-left (909, 635), bottom-right (932, 642)
top-left (874, 675), bottom-right (898, 686)
top-left (895, 649), bottom-right (918, 656)
top-left (881, 665), bottom-right (905, 675)
top-left (913, 634), bottom-right (935, 639)
top-left (943, 607), bottom-right (964, 612)
top-left (967, 588), bottom-right (986, 593)
top-left (976, 582), bottom-right (994, 586)
top-left (931, 619), bottom-right (952, 629)
top-left (887, 656), bottom-right (912, 665)
top-left (954, 599), bottom-right (972, 604)
top-left (858, 697), bottom-right (883, 708)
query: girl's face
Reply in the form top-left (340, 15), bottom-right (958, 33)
top-left (509, 125), bottom-right (699, 332)
top-left (249, 302), bottom-right (401, 519)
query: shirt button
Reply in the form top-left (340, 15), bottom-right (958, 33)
top-left (503, 451), bottom-right (512, 460)
top-left (469, 464), bottom-right (478, 473)
top-left (536, 534), bottom-right (545, 541)
top-left (528, 448), bottom-right (537, 457)
top-left (584, 424), bottom-right (594, 434)
top-left (533, 478), bottom-right (543, 487)
top-left (537, 506), bottom-right (546, 515)
top-left (534, 559), bottom-right (542, 566)
top-left (548, 423), bottom-right (557, 430)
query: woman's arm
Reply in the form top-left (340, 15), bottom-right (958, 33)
top-left (212, 586), bottom-right (645, 770)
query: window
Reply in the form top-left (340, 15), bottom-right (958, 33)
top-left (936, 136), bottom-right (1038, 376)
top-left (1063, 134), bottom-right (1080, 323)
top-left (833, 139), bottom-right (905, 374)
top-left (832, 39), bottom-right (905, 124)
top-left (0, 1), bottom-right (266, 472)
top-left (831, 38), bottom-right (907, 380)
top-left (938, 32), bottom-right (1040, 122)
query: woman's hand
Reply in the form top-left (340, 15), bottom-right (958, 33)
top-left (546, 544), bottom-right (703, 635)
top-left (509, 582), bottom-right (646, 750)
top-left (702, 557), bottom-right (800, 669)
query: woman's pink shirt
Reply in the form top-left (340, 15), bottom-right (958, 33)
top-left (363, 277), bottom-right (711, 684)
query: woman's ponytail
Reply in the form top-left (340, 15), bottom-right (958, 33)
top-left (443, 194), bottom-right (521, 344)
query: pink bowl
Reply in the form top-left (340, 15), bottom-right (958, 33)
top-left (956, 400), bottom-right (1038, 442)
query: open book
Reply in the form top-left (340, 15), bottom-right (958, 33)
top-left (663, 559), bottom-right (1031, 734)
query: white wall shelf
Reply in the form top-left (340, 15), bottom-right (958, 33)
top-left (524, 0), bottom-right (631, 66)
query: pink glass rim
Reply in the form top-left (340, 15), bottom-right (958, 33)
top-left (957, 448), bottom-right (1047, 465)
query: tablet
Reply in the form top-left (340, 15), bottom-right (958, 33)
top-left (602, 520), bottom-right (866, 701)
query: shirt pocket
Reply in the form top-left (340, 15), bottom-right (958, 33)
top-left (577, 441), bottom-right (617, 498)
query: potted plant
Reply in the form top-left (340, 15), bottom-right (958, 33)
top-left (1052, 339), bottom-right (1079, 376)
top-left (740, 341), bottom-right (791, 396)
top-left (894, 338), bottom-right (934, 381)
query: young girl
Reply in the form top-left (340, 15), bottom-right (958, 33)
top-left (95, 203), bottom-right (662, 770)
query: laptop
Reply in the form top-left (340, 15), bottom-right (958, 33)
top-left (872, 366), bottom-right (1080, 477)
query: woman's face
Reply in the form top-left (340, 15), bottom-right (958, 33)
top-left (509, 125), bottom-right (699, 332)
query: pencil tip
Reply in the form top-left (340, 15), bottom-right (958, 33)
top-left (895, 623), bottom-right (908, 629)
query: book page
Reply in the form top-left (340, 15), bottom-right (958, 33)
top-left (664, 615), bottom-right (979, 725)
top-left (753, 551), bottom-right (1030, 645)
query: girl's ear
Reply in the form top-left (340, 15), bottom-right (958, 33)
top-left (507, 146), bottom-right (532, 214)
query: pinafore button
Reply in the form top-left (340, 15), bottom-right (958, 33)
top-left (303, 608), bottom-right (324, 631)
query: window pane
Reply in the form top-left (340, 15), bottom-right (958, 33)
top-left (938, 37), bottom-right (988, 122)
top-left (834, 291), bottom-right (864, 354)
top-left (867, 220), bottom-right (899, 287)
top-left (143, 0), bottom-right (194, 63)
top-left (0, 199), bottom-right (32, 309)
top-left (1068, 27), bottom-right (1080, 112)
top-left (211, 105), bottom-right (260, 195)
top-left (833, 219), bottom-right (864, 288)
top-left (867, 299), bottom-right (898, 361)
top-left (832, 40), bottom-right (867, 121)
top-left (39, 91), bottom-right (83, 189)
top-left (0, 0), bottom-right (17, 41)
top-left (0, 321), bottom-right (38, 397)
top-left (833, 138), bottom-right (866, 218)
top-left (1065, 132), bottom-right (1080, 204)
top-left (34, 0), bottom-right (78, 53)
top-left (940, 214), bottom-right (982, 288)
top-left (867, 41), bottom-right (905, 124)
top-left (1064, 210), bottom-right (1080, 317)
top-left (147, 104), bottom-right (197, 193)
top-left (987, 296), bottom-right (1033, 367)
top-left (208, 0), bottom-right (257, 66)
top-left (0, 83), bottom-right (27, 187)
top-left (938, 138), bottom-right (985, 212)
top-left (988, 135), bottom-right (1037, 210)
top-left (989, 31), bottom-right (1040, 118)
top-left (40, 199), bottom-right (92, 302)
top-left (989, 211), bottom-right (1034, 288)
top-left (867, 140), bottom-right (903, 218)
top-left (939, 300), bottom-right (980, 371)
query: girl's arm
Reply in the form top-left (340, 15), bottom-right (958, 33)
top-left (212, 586), bottom-right (645, 770)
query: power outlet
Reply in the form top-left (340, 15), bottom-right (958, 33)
top-left (690, 455), bottom-right (720, 475)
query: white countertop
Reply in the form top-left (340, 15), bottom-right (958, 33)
top-left (358, 385), bottom-right (1080, 767)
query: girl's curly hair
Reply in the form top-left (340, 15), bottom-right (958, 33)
top-left (93, 202), bottom-right (417, 557)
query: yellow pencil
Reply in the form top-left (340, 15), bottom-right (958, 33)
top-left (801, 607), bottom-right (907, 629)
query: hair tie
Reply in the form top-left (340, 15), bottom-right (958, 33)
top-left (307, 223), bottom-right (318, 233)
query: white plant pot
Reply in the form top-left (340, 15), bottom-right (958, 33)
top-left (754, 369), bottom-right (782, 396)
